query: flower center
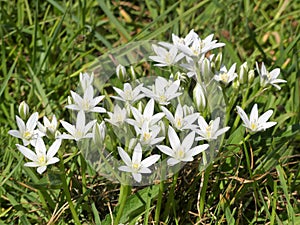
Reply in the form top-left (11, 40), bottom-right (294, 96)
top-left (206, 125), bottom-right (212, 138)
top-left (74, 130), bottom-right (83, 139)
top-left (176, 148), bottom-right (185, 159)
top-left (23, 130), bottom-right (33, 140)
top-left (132, 162), bottom-right (140, 172)
top-left (124, 89), bottom-right (133, 101)
top-left (159, 94), bottom-right (167, 103)
top-left (38, 155), bottom-right (46, 165)
top-left (82, 100), bottom-right (90, 111)
top-left (164, 53), bottom-right (172, 64)
top-left (220, 72), bottom-right (229, 83)
top-left (250, 122), bottom-right (257, 131)
top-left (175, 118), bottom-right (183, 129)
top-left (142, 132), bottom-right (151, 142)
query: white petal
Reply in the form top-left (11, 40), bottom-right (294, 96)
top-left (197, 116), bottom-right (208, 131)
top-left (132, 173), bottom-right (142, 182)
top-left (70, 91), bottom-right (83, 106)
top-left (37, 166), bottom-right (47, 174)
top-left (141, 154), bottom-right (160, 168)
top-left (16, 116), bottom-right (26, 132)
top-left (8, 130), bottom-right (22, 139)
top-left (188, 144), bottom-right (209, 156)
top-left (35, 138), bottom-right (47, 155)
top-left (26, 112), bottom-right (39, 131)
top-left (236, 106), bottom-right (250, 127)
top-left (258, 110), bottom-right (273, 124)
top-left (118, 147), bottom-right (132, 167)
top-left (214, 127), bottom-right (230, 137)
top-left (24, 162), bottom-right (39, 167)
top-left (157, 145), bottom-right (174, 157)
top-left (167, 158), bottom-right (180, 166)
top-left (182, 131), bottom-right (195, 151)
top-left (118, 165), bottom-right (133, 173)
top-left (60, 121), bottom-right (76, 135)
top-left (47, 157), bottom-right (59, 165)
top-left (139, 167), bottom-right (152, 174)
top-left (47, 139), bottom-right (62, 158)
top-left (16, 144), bottom-right (37, 161)
top-left (144, 99), bottom-right (154, 117)
top-left (132, 143), bottom-right (143, 164)
top-left (168, 126), bottom-right (180, 150)
top-left (250, 104), bottom-right (258, 122)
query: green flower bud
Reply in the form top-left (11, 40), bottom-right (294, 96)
top-left (215, 52), bottom-right (223, 71)
top-left (193, 82), bottom-right (206, 112)
top-left (239, 62), bottom-right (248, 84)
top-left (116, 64), bottom-right (127, 81)
top-left (232, 79), bottom-right (240, 90)
top-left (248, 69), bottom-right (255, 83)
top-left (92, 121), bottom-right (106, 145)
top-left (18, 101), bottom-right (29, 120)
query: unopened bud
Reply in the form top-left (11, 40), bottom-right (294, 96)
top-left (130, 66), bottom-right (136, 80)
top-left (193, 83), bottom-right (206, 112)
top-left (18, 101), bottom-right (29, 120)
top-left (93, 121), bottom-right (106, 145)
top-left (248, 69), bottom-right (255, 83)
top-left (215, 52), bottom-right (223, 71)
top-left (201, 57), bottom-right (212, 78)
top-left (182, 105), bottom-right (194, 116)
top-left (232, 79), bottom-right (240, 90)
top-left (80, 72), bottom-right (94, 91)
top-left (239, 62), bottom-right (248, 84)
top-left (116, 64), bottom-right (127, 81)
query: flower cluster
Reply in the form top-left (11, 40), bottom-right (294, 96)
top-left (9, 30), bottom-right (286, 184)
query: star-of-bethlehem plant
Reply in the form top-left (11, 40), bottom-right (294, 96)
top-left (8, 29), bottom-right (286, 225)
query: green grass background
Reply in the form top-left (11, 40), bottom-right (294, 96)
top-left (0, 0), bottom-right (299, 224)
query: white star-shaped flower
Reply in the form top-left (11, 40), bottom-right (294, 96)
top-left (118, 143), bottom-right (160, 182)
top-left (126, 98), bottom-right (165, 128)
top-left (161, 104), bottom-right (199, 131)
top-left (157, 126), bottom-right (209, 166)
top-left (149, 45), bottom-right (184, 67)
top-left (66, 85), bottom-right (106, 113)
top-left (38, 115), bottom-right (60, 138)
top-left (105, 105), bottom-right (127, 127)
top-left (135, 123), bottom-right (164, 146)
top-left (195, 116), bottom-right (230, 141)
top-left (16, 138), bottom-right (61, 174)
top-left (214, 63), bottom-right (237, 85)
top-left (8, 112), bottom-right (44, 146)
top-left (141, 77), bottom-right (181, 105)
top-left (256, 62), bottom-right (287, 90)
top-left (112, 83), bottom-right (144, 104)
top-left (236, 104), bottom-right (277, 132)
top-left (80, 72), bottom-right (94, 91)
top-left (59, 110), bottom-right (96, 141)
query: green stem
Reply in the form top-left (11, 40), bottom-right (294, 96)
top-left (154, 172), bottom-right (165, 223)
top-left (59, 157), bottom-right (81, 225)
top-left (80, 154), bottom-right (88, 201)
top-left (162, 171), bottom-right (179, 220)
top-left (198, 163), bottom-right (213, 217)
top-left (144, 185), bottom-right (153, 225)
top-left (114, 184), bottom-right (130, 225)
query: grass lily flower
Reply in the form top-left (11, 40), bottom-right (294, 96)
top-left (126, 98), bottom-right (165, 128)
top-left (105, 105), bottom-right (127, 127)
top-left (8, 112), bottom-right (43, 146)
top-left (214, 63), bottom-right (237, 85)
top-left (66, 85), bottom-right (106, 113)
top-left (80, 72), bottom-right (94, 91)
top-left (16, 138), bottom-right (61, 174)
top-left (136, 123), bottom-right (165, 146)
top-left (38, 115), bottom-right (60, 138)
top-left (141, 77), bottom-right (181, 105)
top-left (236, 104), bottom-right (277, 132)
top-left (118, 143), bottom-right (160, 182)
top-left (161, 104), bottom-right (199, 131)
top-left (256, 62), bottom-right (287, 90)
top-left (112, 83), bottom-right (144, 104)
top-left (59, 110), bottom-right (96, 141)
top-left (195, 116), bottom-right (230, 141)
top-left (149, 45), bottom-right (184, 67)
top-left (157, 126), bottom-right (209, 166)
